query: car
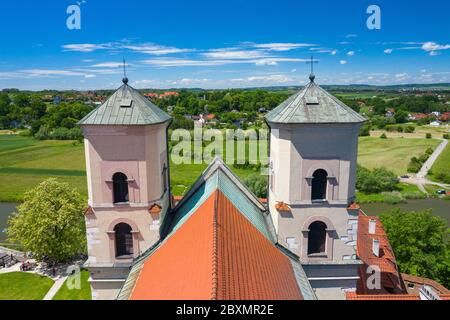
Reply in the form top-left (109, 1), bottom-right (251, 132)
top-left (437, 190), bottom-right (447, 195)
top-left (401, 175), bottom-right (410, 179)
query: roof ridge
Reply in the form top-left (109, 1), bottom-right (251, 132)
top-left (211, 190), bottom-right (219, 300)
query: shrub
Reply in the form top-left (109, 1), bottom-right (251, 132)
top-left (380, 133), bottom-right (387, 139)
top-left (443, 134), bottom-right (449, 140)
top-left (425, 147), bottom-right (434, 156)
top-left (356, 166), bottom-right (398, 194)
top-left (382, 192), bottom-right (406, 204)
top-left (426, 133), bottom-right (432, 139)
top-left (243, 174), bottom-right (268, 198)
top-left (35, 124), bottom-right (51, 140)
top-left (404, 125), bottom-right (415, 133)
top-left (397, 126), bottom-right (404, 133)
top-left (359, 125), bottom-right (371, 137)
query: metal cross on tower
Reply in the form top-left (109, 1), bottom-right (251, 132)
top-left (122, 58), bottom-right (129, 84)
top-left (306, 56), bottom-right (318, 82)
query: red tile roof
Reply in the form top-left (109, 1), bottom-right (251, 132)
top-left (346, 292), bottom-right (420, 300)
top-left (357, 212), bottom-right (404, 294)
top-left (401, 273), bottom-right (450, 295)
top-left (130, 190), bottom-right (302, 300)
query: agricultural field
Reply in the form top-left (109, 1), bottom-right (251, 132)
top-left (0, 135), bottom-right (442, 201)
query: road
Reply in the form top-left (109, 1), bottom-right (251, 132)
top-left (400, 139), bottom-right (449, 194)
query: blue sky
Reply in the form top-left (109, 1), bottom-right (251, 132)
top-left (0, 0), bottom-right (449, 90)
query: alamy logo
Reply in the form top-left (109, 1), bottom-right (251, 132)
top-left (66, 1), bottom-right (86, 30)
top-left (367, 5), bottom-right (381, 30)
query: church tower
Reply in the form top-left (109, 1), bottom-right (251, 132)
top-left (265, 73), bottom-right (366, 300)
top-left (78, 76), bottom-right (172, 300)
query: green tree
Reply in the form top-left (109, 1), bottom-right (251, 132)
top-left (244, 174), bottom-right (268, 198)
top-left (380, 209), bottom-right (449, 288)
top-left (7, 179), bottom-right (87, 264)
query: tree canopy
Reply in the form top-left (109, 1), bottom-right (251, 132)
top-left (380, 209), bottom-right (449, 288)
top-left (7, 179), bottom-right (87, 263)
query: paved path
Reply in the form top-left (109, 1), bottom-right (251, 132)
top-left (398, 139), bottom-right (449, 195)
top-left (417, 139), bottom-right (448, 179)
top-left (43, 275), bottom-right (68, 300)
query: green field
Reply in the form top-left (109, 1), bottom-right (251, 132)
top-left (428, 143), bottom-right (450, 183)
top-left (0, 272), bottom-right (54, 300)
top-left (53, 270), bottom-right (91, 300)
top-left (0, 135), bottom-right (441, 202)
top-left (358, 136), bottom-right (440, 175)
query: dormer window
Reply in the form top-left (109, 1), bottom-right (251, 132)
top-left (305, 96), bottom-right (319, 105)
top-left (120, 98), bottom-right (133, 108)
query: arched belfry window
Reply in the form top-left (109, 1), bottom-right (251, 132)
top-left (114, 223), bottom-right (133, 258)
top-left (311, 169), bottom-right (328, 201)
top-left (308, 221), bottom-right (327, 255)
top-left (113, 172), bottom-right (129, 204)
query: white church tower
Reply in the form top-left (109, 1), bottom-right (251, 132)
top-left (78, 76), bottom-right (172, 300)
top-left (265, 73), bottom-right (366, 300)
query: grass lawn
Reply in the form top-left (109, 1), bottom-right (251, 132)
top-left (428, 143), bottom-right (450, 184)
top-left (0, 272), bottom-right (54, 300)
top-left (358, 137), bottom-right (440, 175)
top-left (52, 270), bottom-right (91, 300)
top-left (0, 135), bottom-right (442, 201)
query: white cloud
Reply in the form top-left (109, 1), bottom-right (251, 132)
top-left (62, 43), bottom-right (110, 52)
top-left (90, 62), bottom-right (131, 68)
top-left (309, 48), bottom-right (338, 55)
top-left (384, 49), bottom-right (393, 54)
top-left (422, 41), bottom-right (450, 52)
top-left (340, 60), bottom-right (348, 65)
top-left (347, 51), bottom-right (355, 56)
top-left (84, 74), bottom-right (96, 78)
top-left (141, 58), bottom-right (226, 67)
top-left (122, 44), bottom-right (193, 55)
top-left (252, 43), bottom-right (317, 51)
top-left (203, 49), bottom-right (266, 60)
top-left (232, 74), bottom-right (293, 84)
top-left (429, 51), bottom-right (440, 56)
top-left (345, 34), bottom-right (358, 38)
top-left (254, 58), bottom-right (306, 66)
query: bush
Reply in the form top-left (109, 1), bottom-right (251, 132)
top-left (380, 133), bottom-right (387, 139)
top-left (404, 125), bottom-right (415, 133)
top-left (381, 192), bottom-right (406, 204)
top-left (397, 125), bottom-right (404, 133)
top-left (50, 127), bottom-right (83, 141)
top-left (443, 134), bottom-right (449, 140)
top-left (426, 133), bottom-right (432, 139)
top-left (356, 166), bottom-right (398, 194)
top-left (35, 124), bottom-right (51, 140)
top-left (243, 174), bottom-right (268, 198)
top-left (425, 147), bottom-right (434, 156)
top-left (359, 125), bottom-right (371, 137)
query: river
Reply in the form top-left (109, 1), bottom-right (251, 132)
top-left (0, 199), bottom-right (448, 242)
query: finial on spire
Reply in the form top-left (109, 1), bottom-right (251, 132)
top-left (306, 56), bottom-right (318, 82)
top-left (122, 58), bottom-right (129, 84)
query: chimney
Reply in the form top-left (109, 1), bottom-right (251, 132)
top-left (369, 219), bottom-right (377, 234)
top-left (372, 239), bottom-right (380, 257)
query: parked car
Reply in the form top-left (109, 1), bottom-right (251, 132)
top-left (401, 175), bottom-right (410, 179)
top-left (436, 190), bottom-right (447, 195)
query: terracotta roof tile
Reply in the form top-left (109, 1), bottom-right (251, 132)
top-left (357, 212), bottom-right (404, 294)
top-left (401, 273), bottom-right (450, 295)
top-left (130, 190), bottom-right (302, 300)
top-left (346, 292), bottom-right (420, 300)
